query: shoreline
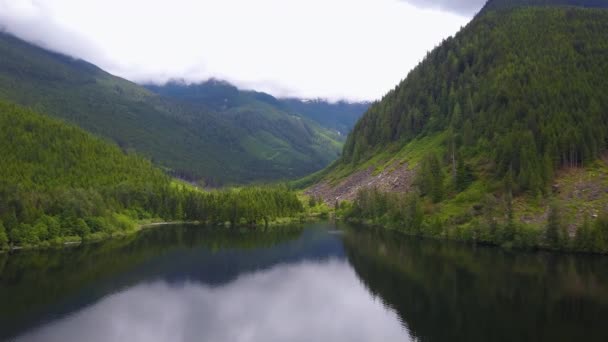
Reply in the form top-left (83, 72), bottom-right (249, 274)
top-left (0, 219), bottom-right (183, 253)
top-left (0, 215), bottom-right (321, 254)
top-left (341, 217), bottom-right (608, 256)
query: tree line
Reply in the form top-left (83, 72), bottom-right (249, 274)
top-left (343, 172), bottom-right (608, 254)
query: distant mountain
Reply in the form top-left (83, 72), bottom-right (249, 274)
top-left (280, 98), bottom-right (370, 135)
top-left (0, 32), bottom-right (351, 184)
top-left (145, 80), bottom-right (369, 135)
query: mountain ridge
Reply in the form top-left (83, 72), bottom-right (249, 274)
top-left (0, 31), bottom-right (367, 184)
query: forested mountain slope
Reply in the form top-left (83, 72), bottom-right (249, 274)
top-left (309, 3), bottom-right (608, 252)
top-left (0, 32), bottom-right (343, 184)
top-left (0, 101), bottom-right (170, 245)
top-left (342, 6), bottom-right (608, 191)
top-left (0, 101), bottom-right (304, 248)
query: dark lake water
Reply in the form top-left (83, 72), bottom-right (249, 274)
top-left (1, 222), bottom-right (608, 342)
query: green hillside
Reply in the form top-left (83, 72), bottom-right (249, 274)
top-left (313, 4), bottom-right (608, 253)
top-left (144, 80), bottom-right (346, 183)
top-left (0, 101), bottom-right (304, 249)
top-left (0, 101), bottom-right (170, 246)
top-left (0, 33), bottom-right (343, 184)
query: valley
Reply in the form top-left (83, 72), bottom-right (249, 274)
top-left (0, 33), bottom-right (368, 185)
top-left (1, 0), bottom-right (608, 340)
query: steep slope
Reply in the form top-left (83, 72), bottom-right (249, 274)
top-left (309, 3), bottom-right (608, 251)
top-left (0, 32), bottom-right (343, 184)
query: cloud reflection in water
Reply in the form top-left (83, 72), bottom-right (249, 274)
top-left (15, 259), bottom-right (411, 342)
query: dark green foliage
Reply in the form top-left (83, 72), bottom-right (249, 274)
top-left (575, 217), bottom-right (595, 251)
top-left (178, 185), bottom-right (303, 227)
top-left (0, 221), bottom-right (8, 247)
top-left (346, 188), bottom-right (423, 235)
top-left (575, 215), bottom-right (608, 253)
top-left (0, 35), bottom-right (346, 184)
top-left (0, 101), bottom-right (166, 245)
top-left (0, 102), bottom-right (304, 247)
top-left (417, 154), bottom-right (445, 202)
top-left (342, 7), bottom-right (608, 194)
top-left (594, 215), bottom-right (608, 252)
top-left (545, 201), bottom-right (568, 248)
top-left (455, 157), bottom-right (474, 192)
top-left (345, 186), bottom-right (546, 250)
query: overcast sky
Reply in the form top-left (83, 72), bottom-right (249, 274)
top-left (0, 0), bottom-right (485, 101)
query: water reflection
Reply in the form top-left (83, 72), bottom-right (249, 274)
top-left (14, 260), bottom-right (409, 342)
top-left (3, 222), bottom-right (608, 342)
top-left (1, 223), bottom-right (411, 342)
top-left (342, 226), bottom-right (608, 342)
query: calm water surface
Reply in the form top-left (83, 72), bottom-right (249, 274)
top-left (1, 222), bottom-right (608, 341)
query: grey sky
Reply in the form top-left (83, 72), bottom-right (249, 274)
top-left (0, 0), bottom-right (475, 101)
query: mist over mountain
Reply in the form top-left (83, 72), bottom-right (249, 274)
top-left (145, 80), bottom-right (369, 135)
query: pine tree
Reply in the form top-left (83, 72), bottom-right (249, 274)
top-left (455, 157), bottom-right (473, 192)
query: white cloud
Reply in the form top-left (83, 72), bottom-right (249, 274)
top-left (0, 0), bottom-right (471, 101)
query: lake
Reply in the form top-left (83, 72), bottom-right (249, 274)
top-left (1, 222), bottom-right (607, 341)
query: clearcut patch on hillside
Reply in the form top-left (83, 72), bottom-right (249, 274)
top-left (305, 160), bottom-right (416, 203)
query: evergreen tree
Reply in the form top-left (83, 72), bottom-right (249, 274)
top-left (455, 157), bottom-right (473, 192)
top-left (546, 201), bottom-right (568, 248)
top-left (418, 153), bottom-right (445, 203)
top-left (0, 221), bottom-right (8, 247)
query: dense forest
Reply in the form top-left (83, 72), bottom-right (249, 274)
top-left (343, 7), bottom-right (608, 194)
top-left (0, 102), bottom-right (304, 249)
top-left (0, 33), bottom-right (360, 185)
top-left (321, 4), bottom-right (608, 253)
